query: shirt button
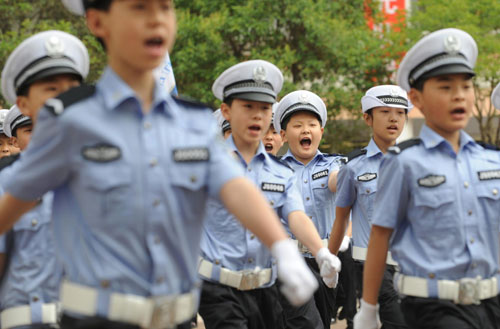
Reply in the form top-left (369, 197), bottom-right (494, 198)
top-left (31, 219), bottom-right (38, 227)
top-left (321, 184), bottom-right (325, 187)
top-left (471, 263), bottom-right (477, 269)
top-left (190, 175), bottom-right (197, 183)
top-left (144, 122), bottom-right (152, 129)
top-left (154, 236), bottom-right (161, 244)
top-left (101, 280), bottom-right (110, 288)
top-left (156, 277), bottom-right (165, 284)
top-left (215, 260), bottom-right (220, 265)
top-left (464, 181), bottom-right (469, 188)
top-left (248, 168), bottom-right (252, 172)
top-left (306, 197), bottom-right (310, 201)
top-left (366, 189), bottom-right (371, 193)
top-left (250, 234), bottom-right (255, 240)
top-left (248, 258), bottom-right (254, 264)
top-left (150, 158), bottom-right (158, 167)
top-left (493, 189), bottom-right (498, 196)
top-left (153, 199), bottom-right (160, 207)
top-left (270, 201), bottom-right (274, 206)
top-left (468, 210), bottom-right (473, 216)
top-left (309, 216), bottom-right (313, 219)
top-left (32, 296), bottom-right (39, 302)
top-left (428, 273), bottom-right (435, 279)
top-left (470, 238), bottom-right (475, 244)
top-left (304, 180), bottom-right (308, 184)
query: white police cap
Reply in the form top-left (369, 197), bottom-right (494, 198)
top-left (3, 105), bottom-right (32, 138)
top-left (61, 0), bottom-right (85, 15)
top-left (492, 83), bottom-right (500, 110)
top-left (213, 109), bottom-right (231, 135)
top-left (0, 110), bottom-right (10, 136)
top-left (1, 30), bottom-right (90, 105)
top-left (396, 28), bottom-right (477, 92)
top-left (212, 60), bottom-right (283, 103)
top-left (361, 85), bottom-right (413, 113)
top-left (273, 90), bottom-right (327, 133)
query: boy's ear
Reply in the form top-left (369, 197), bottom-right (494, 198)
top-left (362, 112), bottom-right (373, 127)
top-left (11, 137), bottom-right (19, 149)
top-left (86, 8), bottom-right (108, 39)
top-left (280, 129), bottom-right (287, 143)
top-left (220, 103), bottom-right (231, 121)
top-left (16, 97), bottom-right (32, 118)
top-left (408, 88), bottom-right (423, 114)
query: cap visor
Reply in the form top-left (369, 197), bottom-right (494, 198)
top-left (419, 64), bottom-right (475, 81)
top-left (231, 92), bottom-right (276, 104)
top-left (20, 66), bottom-right (82, 91)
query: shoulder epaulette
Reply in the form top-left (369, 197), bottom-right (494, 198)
top-left (173, 95), bottom-right (211, 110)
top-left (45, 84), bottom-right (96, 116)
top-left (268, 153), bottom-right (294, 172)
top-left (388, 138), bottom-right (422, 155)
top-left (476, 141), bottom-right (500, 151)
top-left (0, 153), bottom-right (20, 171)
top-left (346, 148), bottom-right (367, 162)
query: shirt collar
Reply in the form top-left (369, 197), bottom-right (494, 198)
top-left (282, 149), bottom-right (323, 165)
top-left (97, 66), bottom-right (169, 114)
top-left (227, 135), bottom-right (267, 164)
top-left (366, 138), bottom-right (383, 158)
top-left (419, 124), bottom-right (476, 152)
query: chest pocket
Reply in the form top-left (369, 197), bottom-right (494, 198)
top-left (81, 164), bottom-right (133, 220)
top-left (169, 162), bottom-right (208, 192)
top-left (311, 173), bottom-right (330, 205)
top-left (412, 186), bottom-right (456, 234)
top-left (357, 179), bottom-right (377, 222)
top-left (13, 203), bottom-right (51, 232)
top-left (475, 182), bottom-right (500, 229)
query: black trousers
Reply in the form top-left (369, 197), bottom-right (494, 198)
top-left (354, 261), bottom-right (408, 329)
top-left (304, 257), bottom-right (337, 329)
top-left (198, 280), bottom-right (284, 329)
top-left (60, 314), bottom-right (191, 329)
top-left (12, 326), bottom-right (58, 329)
top-left (401, 295), bottom-right (500, 329)
top-left (334, 247), bottom-right (357, 329)
top-left (276, 280), bottom-right (323, 329)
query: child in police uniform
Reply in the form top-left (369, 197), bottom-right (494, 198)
top-left (0, 110), bottom-right (18, 158)
top-left (198, 60), bottom-right (341, 329)
top-left (0, 30), bottom-right (89, 329)
top-left (262, 104), bottom-right (283, 156)
top-left (274, 90), bottom-right (344, 329)
top-left (329, 85), bottom-right (411, 329)
top-left (355, 28), bottom-right (500, 329)
top-left (0, 1), bottom-right (318, 329)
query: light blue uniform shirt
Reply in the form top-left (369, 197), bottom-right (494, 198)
top-left (336, 139), bottom-right (383, 248)
top-left (200, 136), bottom-right (304, 287)
top-left (0, 165), bottom-right (61, 319)
top-left (281, 150), bottom-right (342, 244)
top-left (3, 67), bottom-right (243, 311)
top-left (373, 125), bottom-right (500, 294)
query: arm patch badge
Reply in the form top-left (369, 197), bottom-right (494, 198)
top-left (357, 172), bottom-right (377, 182)
top-left (478, 170), bottom-right (500, 181)
top-left (312, 169), bottom-right (329, 180)
top-left (261, 182), bottom-right (285, 193)
top-left (418, 174), bottom-right (446, 188)
top-left (82, 144), bottom-right (121, 162)
top-left (173, 147), bottom-right (209, 162)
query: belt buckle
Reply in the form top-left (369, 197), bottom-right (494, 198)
top-left (458, 277), bottom-right (481, 305)
top-left (150, 297), bottom-right (176, 329)
top-left (239, 270), bottom-right (260, 290)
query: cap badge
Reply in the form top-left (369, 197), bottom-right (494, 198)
top-left (389, 87), bottom-right (400, 97)
top-left (253, 66), bottom-right (267, 83)
top-left (444, 35), bottom-right (461, 55)
top-left (298, 92), bottom-right (310, 104)
top-left (45, 36), bottom-right (65, 58)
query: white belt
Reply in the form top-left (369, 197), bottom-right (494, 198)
top-left (293, 239), bottom-right (328, 254)
top-left (352, 246), bottom-right (398, 266)
top-left (1, 303), bottom-right (59, 329)
top-left (198, 258), bottom-right (272, 290)
top-left (395, 274), bottom-right (499, 305)
top-left (60, 281), bottom-right (197, 329)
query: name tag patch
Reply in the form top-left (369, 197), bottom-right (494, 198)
top-left (478, 170), bottom-right (500, 181)
top-left (312, 169), bottom-right (329, 180)
top-left (82, 144), bottom-right (121, 162)
top-left (173, 148), bottom-right (209, 162)
top-left (357, 172), bottom-right (377, 182)
top-left (418, 174), bottom-right (446, 188)
top-left (261, 182), bottom-right (285, 193)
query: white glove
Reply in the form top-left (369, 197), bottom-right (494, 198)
top-left (353, 299), bottom-right (381, 329)
top-left (315, 247), bottom-right (341, 288)
top-left (271, 239), bottom-right (318, 306)
top-left (339, 235), bottom-right (351, 252)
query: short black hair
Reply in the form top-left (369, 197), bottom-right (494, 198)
top-left (364, 107), bottom-right (408, 118)
top-left (223, 97), bottom-right (235, 107)
top-left (16, 74), bottom-right (82, 98)
top-left (412, 73), bottom-right (474, 92)
top-left (281, 110), bottom-right (321, 131)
